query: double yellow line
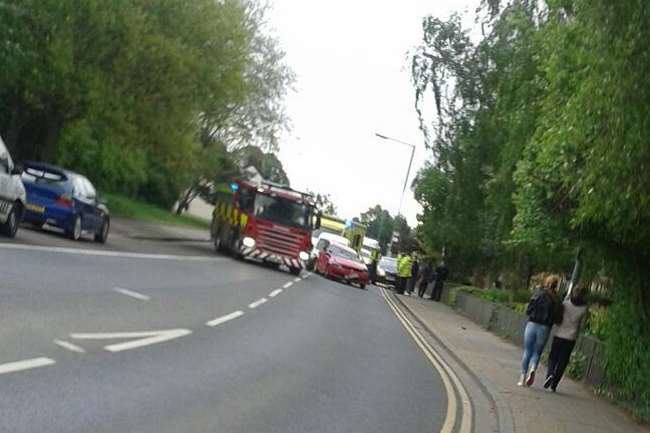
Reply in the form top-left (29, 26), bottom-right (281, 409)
top-left (380, 287), bottom-right (472, 433)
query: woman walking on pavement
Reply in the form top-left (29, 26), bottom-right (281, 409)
top-left (544, 285), bottom-right (589, 392)
top-left (519, 275), bottom-right (562, 387)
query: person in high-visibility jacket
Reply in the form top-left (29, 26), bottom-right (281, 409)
top-left (369, 249), bottom-right (381, 284)
top-left (394, 253), bottom-right (404, 293)
top-left (396, 253), bottom-right (413, 295)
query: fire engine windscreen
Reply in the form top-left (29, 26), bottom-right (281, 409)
top-left (253, 194), bottom-right (314, 230)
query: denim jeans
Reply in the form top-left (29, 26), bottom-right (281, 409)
top-left (521, 321), bottom-right (550, 374)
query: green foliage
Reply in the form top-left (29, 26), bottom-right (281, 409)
top-left (306, 191), bottom-right (337, 215)
top-left (457, 286), bottom-right (529, 311)
top-left (566, 351), bottom-right (588, 380)
top-left (0, 0), bottom-right (293, 209)
top-left (411, 1), bottom-right (650, 419)
top-left (237, 146), bottom-right (290, 185)
top-left (361, 205), bottom-right (395, 252)
top-left (105, 193), bottom-right (210, 229)
top-left (584, 307), bottom-right (608, 340)
top-left (359, 205), bottom-right (417, 254)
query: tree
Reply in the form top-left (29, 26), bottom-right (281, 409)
top-left (359, 205), bottom-right (417, 254)
top-left (411, 0), bottom-right (650, 416)
top-left (176, 0), bottom-right (295, 211)
top-left (360, 205), bottom-right (395, 253)
top-left (0, 0), bottom-right (291, 209)
top-left (306, 191), bottom-right (337, 215)
top-left (237, 146), bottom-right (290, 185)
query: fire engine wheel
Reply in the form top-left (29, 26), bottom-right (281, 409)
top-left (289, 266), bottom-right (301, 276)
top-left (213, 229), bottom-right (225, 253)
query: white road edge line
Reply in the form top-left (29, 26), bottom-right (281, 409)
top-left (0, 357), bottom-right (56, 375)
top-left (283, 282), bottom-right (293, 289)
top-left (269, 288), bottom-right (283, 298)
top-left (69, 329), bottom-right (192, 353)
top-left (53, 339), bottom-right (86, 353)
top-left (206, 310), bottom-right (244, 327)
top-left (293, 277), bottom-right (302, 283)
top-left (248, 297), bottom-right (267, 309)
top-left (0, 243), bottom-right (224, 262)
top-left (113, 287), bottom-right (151, 301)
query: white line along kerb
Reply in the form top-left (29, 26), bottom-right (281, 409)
top-left (69, 329), bottom-right (191, 353)
top-left (0, 357), bottom-right (56, 375)
top-left (113, 287), bottom-right (151, 301)
top-left (206, 310), bottom-right (244, 327)
top-left (0, 243), bottom-right (224, 262)
top-left (248, 298), bottom-right (267, 309)
top-left (269, 288), bottom-right (283, 298)
top-left (282, 282), bottom-right (293, 289)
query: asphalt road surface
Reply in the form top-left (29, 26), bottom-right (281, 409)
top-left (0, 222), bottom-right (454, 433)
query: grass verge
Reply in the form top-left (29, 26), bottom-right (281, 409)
top-left (105, 193), bottom-right (210, 229)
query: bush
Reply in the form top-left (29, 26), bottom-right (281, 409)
top-left (584, 307), bottom-right (608, 340)
top-left (456, 286), bottom-right (530, 310)
top-left (604, 293), bottom-right (650, 421)
top-left (566, 351), bottom-right (587, 380)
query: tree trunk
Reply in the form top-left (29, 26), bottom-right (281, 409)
top-left (40, 113), bottom-right (65, 161)
top-left (635, 251), bottom-right (650, 334)
top-left (176, 182), bottom-right (201, 215)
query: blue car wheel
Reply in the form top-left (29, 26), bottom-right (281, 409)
top-left (67, 215), bottom-right (82, 241)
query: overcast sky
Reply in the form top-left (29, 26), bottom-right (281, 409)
top-left (268, 0), bottom-right (478, 226)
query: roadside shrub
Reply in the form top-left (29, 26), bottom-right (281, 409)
top-left (566, 351), bottom-right (587, 380)
top-left (455, 286), bottom-right (531, 313)
top-left (584, 307), bottom-right (608, 340)
top-left (604, 295), bottom-right (650, 421)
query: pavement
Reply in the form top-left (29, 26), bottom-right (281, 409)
top-left (396, 293), bottom-right (650, 433)
top-left (0, 222), bottom-right (454, 433)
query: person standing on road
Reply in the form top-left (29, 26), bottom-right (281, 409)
top-left (396, 253), bottom-right (412, 295)
top-left (408, 255), bottom-right (419, 295)
top-left (369, 249), bottom-right (380, 284)
top-left (394, 252), bottom-right (403, 293)
top-left (544, 286), bottom-right (589, 392)
top-left (430, 261), bottom-right (449, 301)
top-left (417, 260), bottom-right (434, 298)
top-left (519, 276), bottom-right (562, 387)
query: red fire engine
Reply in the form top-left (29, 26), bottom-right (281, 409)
top-left (210, 179), bottom-right (320, 275)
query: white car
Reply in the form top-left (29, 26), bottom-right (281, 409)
top-left (0, 135), bottom-right (26, 237)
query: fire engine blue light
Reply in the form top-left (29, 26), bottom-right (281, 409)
top-left (230, 182), bottom-right (239, 192)
top-left (345, 219), bottom-right (353, 228)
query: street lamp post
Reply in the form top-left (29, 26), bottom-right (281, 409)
top-left (375, 133), bottom-right (416, 257)
top-left (375, 133), bottom-right (416, 218)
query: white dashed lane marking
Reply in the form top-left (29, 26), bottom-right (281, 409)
top-left (293, 277), bottom-right (302, 283)
top-left (113, 287), bottom-right (151, 301)
top-left (206, 311), bottom-right (244, 327)
top-left (0, 357), bottom-right (56, 375)
top-left (53, 339), bottom-right (86, 353)
top-left (248, 298), bottom-right (267, 309)
top-left (269, 288), bottom-right (283, 298)
top-left (283, 282), bottom-right (293, 289)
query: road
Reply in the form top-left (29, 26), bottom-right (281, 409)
top-left (0, 221), bottom-right (460, 433)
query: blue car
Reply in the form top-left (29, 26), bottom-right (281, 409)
top-left (21, 162), bottom-right (110, 243)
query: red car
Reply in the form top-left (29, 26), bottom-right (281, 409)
top-left (315, 243), bottom-right (369, 289)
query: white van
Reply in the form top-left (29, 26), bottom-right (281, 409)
top-left (0, 135), bottom-right (26, 237)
